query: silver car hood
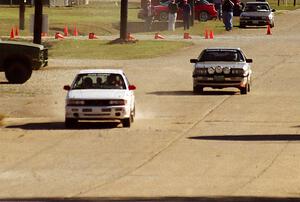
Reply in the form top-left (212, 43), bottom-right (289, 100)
top-left (241, 11), bottom-right (272, 17)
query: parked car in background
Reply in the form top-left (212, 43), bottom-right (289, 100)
top-left (190, 48), bottom-right (253, 94)
top-left (239, 2), bottom-right (275, 28)
top-left (138, 0), bottom-right (217, 22)
top-left (64, 69), bottom-right (136, 128)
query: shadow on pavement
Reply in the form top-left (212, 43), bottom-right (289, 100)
top-left (235, 25), bottom-right (267, 29)
top-left (148, 90), bottom-right (237, 96)
top-left (5, 121), bottom-right (120, 130)
top-left (0, 81), bottom-right (11, 84)
top-left (1, 196), bottom-right (300, 202)
top-left (188, 134), bottom-right (300, 141)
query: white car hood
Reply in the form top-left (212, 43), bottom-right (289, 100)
top-left (241, 11), bottom-right (271, 17)
top-left (67, 89), bottom-right (128, 100)
top-left (195, 62), bottom-right (247, 69)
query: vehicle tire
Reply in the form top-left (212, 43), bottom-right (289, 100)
top-left (65, 118), bottom-right (78, 128)
top-left (270, 22), bottom-right (274, 28)
top-left (240, 84), bottom-right (248, 95)
top-left (159, 11), bottom-right (168, 21)
top-left (247, 83), bottom-right (251, 92)
top-left (239, 23), bottom-right (246, 28)
top-left (5, 60), bottom-right (32, 84)
top-left (130, 107), bottom-right (135, 123)
top-left (193, 86), bottom-right (204, 94)
top-left (122, 118), bottom-right (131, 128)
top-left (199, 11), bottom-right (209, 22)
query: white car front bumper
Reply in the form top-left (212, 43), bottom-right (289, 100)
top-left (65, 105), bottom-right (131, 120)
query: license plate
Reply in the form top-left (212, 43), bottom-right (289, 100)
top-left (253, 20), bottom-right (259, 24)
top-left (214, 75), bottom-right (224, 81)
top-left (102, 108), bottom-right (111, 112)
top-left (82, 108), bottom-right (92, 112)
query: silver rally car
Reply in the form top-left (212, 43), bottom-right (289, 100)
top-left (190, 48), bottom-right (253, 94)
top-left (239, 2), bottom-right (276, 28)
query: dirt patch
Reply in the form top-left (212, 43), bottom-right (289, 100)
top-left (0, 114), bottom-right (4, 126)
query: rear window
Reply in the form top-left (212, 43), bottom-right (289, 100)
top-left (199, 50), bottom-right (245, 62)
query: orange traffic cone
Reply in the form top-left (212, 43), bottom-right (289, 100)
top-left (55, 32), bottom-right (65, 39)
top-left (266, 24), bottom-right (272, 35)
top-left (183, 32), bottom-right (192, 39)
top-left (64, 25), bottom-right (69, 36)
top-left (88, 32), bottom-right (97, 39)
top-left (127, 33), bottom-right (135, 41)
top-left (73, 25), bottom-right (78, 36)
top-left (10, 27), bottom-right (15, 39)
top-left (154, 32), bottom-right (165, 39)
top-left (204, 29), bottom-right (209, 39)
top-left (15, 26), bottom-right (19, 37)
top-left (209, 30), bottom-right (214, 39)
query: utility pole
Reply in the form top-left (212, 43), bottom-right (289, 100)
top-left (190, 0), bottom-right (194, 26)
top-left (33, 0), bottom-right (43, 44)
top-left (19, 0), bottom-right (25, 30)
top-left (120, 0), bottom-right (128, 41)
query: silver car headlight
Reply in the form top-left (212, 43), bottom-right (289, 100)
top-left (215, 66), bottom-right (223, 74)
top-left (223, 67), bottom-right (231, 74)
top-left (241, 16), bottom-right (250, 19)
top-left (232, 69), bottom-right (245, 75)
top-left (207, 67), bottom-right (215, 74)
top-left (67, 100), bottom-right (85, 106)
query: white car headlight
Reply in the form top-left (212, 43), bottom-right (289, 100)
top-left (215, 66), bottom-right (223, 74)
top-left (223, 67), bottom-right (231, 74)
top-left (109, 100), bottom-right (127, 105)
top-left (207, 67), bottom-right (215, 74)
top-left (67, 100), bottom-right (85, 105)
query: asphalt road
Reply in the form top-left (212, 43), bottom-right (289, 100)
top-left (0, 9), bottom-right (300, 200)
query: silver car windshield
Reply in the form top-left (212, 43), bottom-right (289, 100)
top-left (244, 4), bottom-right (270, 12)
top-left (72, 73), bottom-right (126, 90)
top-left (199, 50), bottom-right (245, 62)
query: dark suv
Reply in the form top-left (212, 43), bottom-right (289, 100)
top-left (0, 41), bottom-right (48, 84)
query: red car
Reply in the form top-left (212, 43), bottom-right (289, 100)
top-left (138, 0), bottom-right (217, 22)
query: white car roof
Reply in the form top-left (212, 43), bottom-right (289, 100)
top-left (78, 69), bottom-right (124, 74)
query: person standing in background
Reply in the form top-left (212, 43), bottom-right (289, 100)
top-left (222, 0), bottom-right (234, 31)
top-left (144, 0), bottom-right (154, 31)
top-left (168, 0), bottom-right (179, 31)
top-left (214, 0), bottom-right (222, 20)
top-left (182, 0), bottom-right (191, 30)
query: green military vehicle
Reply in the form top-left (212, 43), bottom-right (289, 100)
top-left (0, 40), bottom-right (48, 84)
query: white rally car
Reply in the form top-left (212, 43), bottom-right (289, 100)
top-left (63, 69), bottom-right (136, 128)
top-left (190, 48), bottom-right (253, 94)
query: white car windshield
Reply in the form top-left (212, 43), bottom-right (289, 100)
top-left (199, 50), bottom-right (245, 62)
top-left (71, 73), bottom-right (126, 90)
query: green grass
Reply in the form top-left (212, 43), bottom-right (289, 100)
top-left (268, 0), bottom-right (300, 10)
top-left (47, 40), bottom-right (193, 60)
top-left (0, 2), bottom-right (141, 36)
top-left (0, 0), bottom-right (297, 37)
